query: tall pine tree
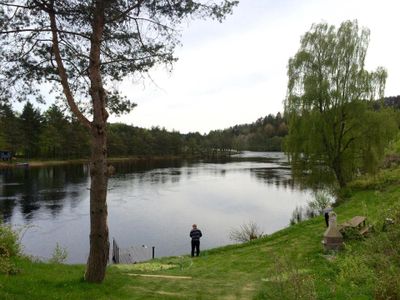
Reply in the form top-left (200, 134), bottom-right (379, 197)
top-left (0, 0), bottom-right (238, 282)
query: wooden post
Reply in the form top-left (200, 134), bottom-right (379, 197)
top-left (112, 238), bottom-right (120, 264)
top-left (152, 246), bottom-right (155, 259)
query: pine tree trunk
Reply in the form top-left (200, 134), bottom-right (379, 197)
top-left (84, 0), bottom-right (109, 283)
top-left (85, 124), bottom-right (109, 282)
top-left (48, 0), bottom-right (110, 283)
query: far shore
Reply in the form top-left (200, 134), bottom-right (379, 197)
top-left (0, 150), bottom-right (246, 169)
top-left (0, 155), bottom-right (184, 169)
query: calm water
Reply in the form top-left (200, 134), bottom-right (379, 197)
top-left (0, 152), bottom-right (310, 263)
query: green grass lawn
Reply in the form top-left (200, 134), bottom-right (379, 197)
top-left (1, 168), bottom-right (400, 299)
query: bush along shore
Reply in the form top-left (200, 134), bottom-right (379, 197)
top-left (1, 167), bottom-right (400, 299)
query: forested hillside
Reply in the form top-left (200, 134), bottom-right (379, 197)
top-left (0, 103), bottom-right (288, 159)
top-left (206, 112), bottom-right (288, 152)
top-left (1, 96), bottom-right (398, 160)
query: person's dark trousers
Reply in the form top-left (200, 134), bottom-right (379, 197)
top-left (324, 213), bottom-right (329, 227)
top-left (191, 240), bottom-right (200, 257)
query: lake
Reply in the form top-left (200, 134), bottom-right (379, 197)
top-left (0, 152), bottom-right (311, 263)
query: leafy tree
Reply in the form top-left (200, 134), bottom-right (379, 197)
top-left (264, 123), bottom-right (275, 137)
top-left (185, 132), bottom-right (204, 155)
top-left (66, 118), bottom-right (91, 158)
top-left (232, 134), bottom-right (247, 151)
top-left (20, 102), bottom-right (43, 158)
top-left (0, 104), bottom-right (22, 154)
top-left (285, 20), bottom-right (398, 188)
top-left (0, 0), bottom-right (238, 282)
top-left (107, 123), bottom-right (129, 157)
top-left (39, 104), bottom-right (69, 158)
top-left (276, 122), bottom-right (288, 137)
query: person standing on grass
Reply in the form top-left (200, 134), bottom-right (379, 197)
top-left (190, 224), bottom-right (202, 257)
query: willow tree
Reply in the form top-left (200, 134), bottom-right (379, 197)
top-left (0, 0), bottom-right (238, 282)
top-left (285, 20), bottom-right (397, 188)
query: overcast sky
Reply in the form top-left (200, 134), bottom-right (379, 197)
top-left (110, 0), bottom-right (400, 134)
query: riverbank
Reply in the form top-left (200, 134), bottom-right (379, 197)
top-left (0, 156), bottom-right (183, 169)
top-left (1, 167), bottom-right (400, 299)
top-left (0, 151), bottom-right (240, 169)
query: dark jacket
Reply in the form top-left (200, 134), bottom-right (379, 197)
top-left (190, 229), bottom-right (202, 241)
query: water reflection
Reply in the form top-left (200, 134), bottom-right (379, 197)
top-left (249, 167), bottom-right (297, 190)
top-left (0, 152), bottom-right (311, 263)
top-left (0, 165), bottom-right (89, 222)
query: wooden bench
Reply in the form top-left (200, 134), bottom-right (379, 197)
top-left (339, 216), bottom-right (370, 236)
top-left (359, 226), bottom-right (370, 235)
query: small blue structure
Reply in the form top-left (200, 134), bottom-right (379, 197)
top-left (0, 150), bottom-right (12, 161)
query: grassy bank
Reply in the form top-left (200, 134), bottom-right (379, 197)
top-left (1, 168), bottom-right (400, 299)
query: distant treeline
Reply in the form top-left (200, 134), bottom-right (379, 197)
top-left (0, 102), bottom-right (287, 159)
top-left (1, 96), bottom-right (398, 159)
top-left (206, 112), bottom-right (288, 152)
top-left (374, 95), bottom-right (400, 110)
top-left (108, 110), bottom-right (288, 158)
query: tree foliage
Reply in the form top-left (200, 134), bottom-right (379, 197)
top-left (20, 102), bottom-right (43, 158)
top-left (0, 0), bottom-right (238, 114)
top-left (285, 20), bottom-right (398, 188)
top-left (0, 104), bottom-right (22, 153)
top-left (207, 112), bottom-right (288, 152)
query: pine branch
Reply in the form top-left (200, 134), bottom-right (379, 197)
top-left (48, 7), bottom-right (91, 130)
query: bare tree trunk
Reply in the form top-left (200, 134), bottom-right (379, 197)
top-left (85, 124), bottom-right (109, 282)
top-left (333, 158), bottom-right (346, 188)
top-left (84, 0), bottom-right (110, 283)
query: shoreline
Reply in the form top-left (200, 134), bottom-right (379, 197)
top-left (0, 151), bottom-right (246, 169)
top-left (0, 155), bottom-right (185, 169)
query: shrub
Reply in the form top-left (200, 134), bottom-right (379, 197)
top-left (49, 243), bottom-right (68, 264)
top-left (348, 168), bottom-right (400, 191)
top-left (0, 221), bottom-right (20, 274)
top-left (307, 190), bottom-right (333, 215)
top-left (229, 221), bottom-right (263, 243)
top-left (289, 206), bottom-right (304, 225)
top-left (0, 222), bottom-right (20, 258)
top-left (340, 226), bottom-right (364, 240)
top-left (290, 190), bottom-right (334, 225)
